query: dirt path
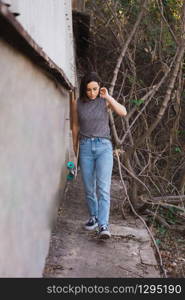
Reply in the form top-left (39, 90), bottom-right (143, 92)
top-left (43, 174), bottom-right (161, 278)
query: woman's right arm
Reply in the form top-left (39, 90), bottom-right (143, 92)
top-left (71, 98), bottom-right (79, 156)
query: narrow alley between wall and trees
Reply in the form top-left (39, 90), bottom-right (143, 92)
top-left (44, 0), bottom-right (185, 279)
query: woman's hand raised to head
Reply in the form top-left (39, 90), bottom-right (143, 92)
top-left (100, 87), bottom-right (109, 99)
top-left (100, 87), bottom-right (127, 117)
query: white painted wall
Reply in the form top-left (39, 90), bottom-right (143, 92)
top-left (0, 39), bottom-right (70, 277)
top-left (6, 0), bottom-right (75, 85)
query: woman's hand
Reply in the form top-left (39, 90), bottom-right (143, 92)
top-left (100, 87), bottom-right (109, 100)
top-left (100, 87), bottom-right (127, 117)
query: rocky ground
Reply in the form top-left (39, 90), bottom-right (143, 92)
top-left (152, 225), bottom-right (185, 278)
top-left (43, 174), bottom-right (161, 278)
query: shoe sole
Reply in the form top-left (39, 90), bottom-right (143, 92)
top-left (99, 232), bottom-right (111, 239)
top-left (84, 223), bottom-right (98, 231)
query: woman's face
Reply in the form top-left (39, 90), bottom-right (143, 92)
top-left (86, 81), bottom-right (100, 100)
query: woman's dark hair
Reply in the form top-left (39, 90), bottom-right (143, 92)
top-left (79, 72), bottom-right (102, 102)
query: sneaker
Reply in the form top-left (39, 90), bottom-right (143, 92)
top-left (99, 225), bottom-right (111, 239)
top-left (84, 216), bottom-right (98, 230)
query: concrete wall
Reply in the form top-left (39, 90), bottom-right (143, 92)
top-left (5, 0), bottom-right (75, 85)
top-left (0, 39), bottom-right (71, 277)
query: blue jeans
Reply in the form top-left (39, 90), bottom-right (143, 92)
top-left (79, 137), bottom-right (113, 227)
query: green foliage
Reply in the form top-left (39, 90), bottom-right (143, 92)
top-left (130, 99), bottom-right (144, 106)
top-left (174, 146), bottom-right (181, 153)
top-left (154, 225), bottom-right (166, 248)
top-left (166, 207), bottom-right (176, 224)
top-left (155, 238), bottom-right (161, 245)
top-left (158, 224), bottom-right (167, 235)
top-left (158, 206), bottom-right (179, 226)
top-left (116, 0), bottom-right (139, 9)
top-left (177, 130), bottom-right (185, 136)
top-left (163, 0), bottom-right (183, 16)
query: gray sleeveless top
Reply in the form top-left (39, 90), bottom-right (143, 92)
top-left (77, 97), bottom-right (111, 139)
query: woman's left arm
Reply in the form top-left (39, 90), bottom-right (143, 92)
top-left (100, 87), bottom-right (127, 117)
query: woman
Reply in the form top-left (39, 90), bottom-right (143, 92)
top-left (72, 72), bottom-right (127, 239)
